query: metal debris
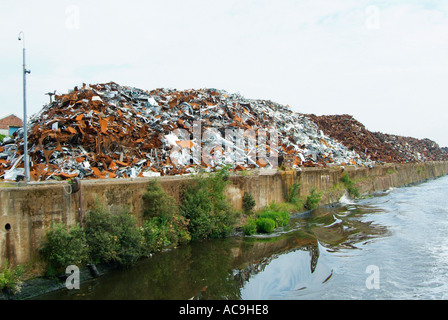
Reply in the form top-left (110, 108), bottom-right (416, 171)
top-left (0, 82), bottom-right (446, 181)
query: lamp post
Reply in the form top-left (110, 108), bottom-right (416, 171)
top-left (18, 31), bottom-right (31, 182)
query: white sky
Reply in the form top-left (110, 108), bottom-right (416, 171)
top-left (1, 0), bottom-right (447, 147)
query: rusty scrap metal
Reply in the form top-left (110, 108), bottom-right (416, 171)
top-left (0, 83), bottom-right (446, 181)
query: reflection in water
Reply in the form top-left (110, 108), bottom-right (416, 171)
top-left (37, 176), bottom-right (448, 300)
top-left (38, 200), bottom-right (386, 300)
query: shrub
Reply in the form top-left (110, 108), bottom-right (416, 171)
top-left (142, 180), bottom-right (178, 220)
top-left (286, 182), bottom-right (301, 205)
top-left (141, 215), bottom-right (191, 255)
top-left (341, 172), bottom-right (352, 186)
top-left (256, 218), bottom-right (276, 233)
top-left (141, 218), bottom-right (170, 254)
top-left (40, 222), bottom-right (88, 274)
top-left (341, 172), bottom-right (360, 199)
top-left (114, 211), bottom-right (144, 267)
top-left (167, 215), bottom-right (191, 246)
top-left (347, 185), bottom-right (360, 198)
top-left (84, 203), bottom-right (143, 267)
top-left (258, 208), bottom-right (289, 228)
top-left (242, 192), bottom-right (256, 213)
top-left (242, 218), bottom-right (257, 236)
top-left (304, 188), bottom-right (322, 210)
top-left (181, 168), bottom-right (238, 240)
top-left (84, 204), bottom-right (121, 265)
top-left (0, 260), bottom-right (24, 296)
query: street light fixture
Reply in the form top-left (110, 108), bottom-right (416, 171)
top-left (18, 31), bottom-right (31, 182)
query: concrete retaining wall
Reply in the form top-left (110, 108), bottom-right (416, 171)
top-left (1, 161), bottom-right (448, 267)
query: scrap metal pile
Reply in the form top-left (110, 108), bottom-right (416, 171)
top-left (0, 82), bottom-right (446, 181)
top-left (308, 114), bottom-right (448, 163)
top-left (0, 82), bottom-right (371, 181)
top-left (373, 132), bottom-right (448, 162)
top-left (307, 114), bottom-right (405, 163)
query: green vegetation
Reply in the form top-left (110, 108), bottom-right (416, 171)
top-left (142, 180), bottom-right (178, 219)
top-left (38, 168), bottom-right (238, 278)
top-left (258, 207), bottom-right (290, 228)
top-left (417, 165), bottom-right (426, 175)
top-left (304, 188), bottom-right (322, 210)
top-left (386, 167), bottom-right (398, 175)
top-left (0, 134), bottom-right (6, 142)
top-left (341, 172), bottom-right (360, 199)
top-left (39, 202), bottom-right (145, 273)
top-left (242, 218), bottom-right (257, 236)
top-left (0, 260), bottom-right (24, 296)
top-left (181, 168), bottom-right (238, 240)
top-left (255, 217), bottom-right (276, 233)
top-left (242, 203), bottom-right (291, 235)
top-left (40, 222), bottom-right (88, 275)
top-left (141, 215), bottom-right (191, 255)
top-left (141, 180), bottom-right (191, 254)
top-left (242, 192), bottom-right (256, 213)
top-left (286, 182), bottom-right (302, 206)
top-left (84, 204), bottom-right (143, 267)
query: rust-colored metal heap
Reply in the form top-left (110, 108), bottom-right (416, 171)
top-left (307, 114), bottom-right (404, 163)
top-left (1, 83), bottom-right (447, 181)
top-left (308, 114), bottom-right (448, 164)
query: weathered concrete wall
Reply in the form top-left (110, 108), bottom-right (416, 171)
top-left (1, 161), bottom-right (448, 267)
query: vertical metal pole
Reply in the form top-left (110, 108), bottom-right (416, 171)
top-left (19, 32), bottom-right (30, 182)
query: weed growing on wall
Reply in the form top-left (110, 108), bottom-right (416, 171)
top-left (286, 182), bottom-right (302, 206)
top-left (242, 192), bottom-right (256, 213)
top-left (341, 172), bottom-right (360, 199)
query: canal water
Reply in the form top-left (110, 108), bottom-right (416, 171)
top-left (37, 175), bottom-right (448, 300)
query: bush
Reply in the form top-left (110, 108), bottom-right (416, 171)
top-left (141, 215), bottom-right (191, 255)
top-left (341, 172), bottom-right (360, 199)
top-left (242, 218), bottom-right (257, 236)
top-left (256, 218), bottom-right (276, 233)
top-left (84, 204), bottom-right (121, 265)
top-left (142, 180), bottom-right (178, 220)
top-left (114, 211), bottom-right (144, 267)
top-left (40, 222), bottom-right (88, 275)
top-left (85, 203), bottom-right (143, 267)
top-left (0, 260), bottom-right (24, 296)
top-left (141, 179), bottom-right (191, 253)
top-left (258, 207), bottom-right (290, 228)
top-left (304, 188), bottom-right (322, 210)
top-left (286, 182), bottom-right (301, 205)
top-left (341, 172), bottom-right (352, 186)
top-left (181, 168), bottom-right (238, 240)
top-left (141, 218), bottom-right (171, 254)
top-left (242, 203), bottom-right (291, 236)
top-left (242, 192), bottom-right (256, 213)
top-left (347, 185), bottom-right (360, 198)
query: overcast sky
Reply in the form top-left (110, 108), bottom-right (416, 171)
top-left (1, 0), bottom-right (447, 147)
